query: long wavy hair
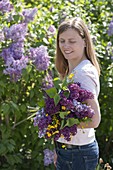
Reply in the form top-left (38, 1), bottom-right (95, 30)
top-left (55, 17), bottom-right (100, 79)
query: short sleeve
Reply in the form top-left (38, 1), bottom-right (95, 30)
top-left (72, 63), bottom-right (100, 97)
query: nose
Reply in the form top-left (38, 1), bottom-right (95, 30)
top-left (62, 42), bottom-right (70, 49)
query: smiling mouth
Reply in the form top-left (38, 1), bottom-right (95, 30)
top-left (64, 51), bottom-right (73, 54)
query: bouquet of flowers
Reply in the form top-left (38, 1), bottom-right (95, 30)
top-left (33, 73), bottom-right (95, 142)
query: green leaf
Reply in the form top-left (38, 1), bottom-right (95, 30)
top-left (59, 111), bottom-right (67, 119)
top-left (10, 101), bottom-right (19, 112)
top-left (0, 144), bottom-right (7, 155)
top-left (37, 99), bottom-right (45, 107)
top-left (26, 65), bottom-right (32, 73)
top-left (63, 89), bottom-right (70, 98)
top-left (62, 77), bottom-right (68, 88)
top-left (64, 118), bottom-right (80, 127)
top-left (53, 77), bottom-right (62, 89)
top-left (60, 120), bottom-right (65, 129)
top-left (54, 93), bottom-right (61, 106)
top-left (45, 87), bottom-right (57, 98)
top-left (1, 103), bottom-right (10, 115)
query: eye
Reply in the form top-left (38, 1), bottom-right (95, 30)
top-left (59, 40), bottom-right (65, 43)
top-left (69, 41), bottom-right (76, 43)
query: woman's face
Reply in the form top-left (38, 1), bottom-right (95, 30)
top-left (59, 28), bottom-right (86, 63)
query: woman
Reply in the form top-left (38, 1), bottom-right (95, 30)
top-left (54, 17), bottom-right (101, 170)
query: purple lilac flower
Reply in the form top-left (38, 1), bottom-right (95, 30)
top-left (29, 45), bottom-right (50, 71)
top-left (77, 88), bottom-right (94, 102)
top-left (75, 104), bottom-right (95, 119)
top-left (3, 23), bottom-right (28, 41)
top-left (1, 41), bottom-right (28, 81)
top-left (0, 0), bottom-right (13, 13)
top-left (48, 25), bottom-right (56, 35)
top-left (68, 83), bottom-right (80, 100)
top-left (45, 96), bottom-right (60, 115)
top-left (22, 7), bottom-right (37, 23)
top-left (60, 124), bottom-right (77, 141)
top-left (54, 133), bottom-right (61, 141)
top-left (108, 19), bottom-right (113, 36)
top-left (38, 115), bottom-right (52, 130)
top-left (60, 97), bottom-right (74, 110)
top-left (49, 6), bottom-right (54, 12)
top-left (3, 55), bottom-right (28, 82)
top-left (43, 149), bottom-right (54, 166)
top-left (1, 41), bottom-right (25, 62)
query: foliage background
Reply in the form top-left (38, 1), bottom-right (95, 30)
top-left (0, 0), bottom-right (113, 169)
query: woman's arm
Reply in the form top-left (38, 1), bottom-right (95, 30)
top-left (78, 96), bottom-right (101, 128)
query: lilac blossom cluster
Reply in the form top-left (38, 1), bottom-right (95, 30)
top-left (108, 18), bottom-right (113, 36)
top-left (43, 149), bottom-right (54, 166)
top-left (29, 45), bottom-right (50, 71)
top-left (33, 82), bottom-right (95, 142)
top-left (0, 0), bottom-right (13, 14)
top-left (1, 41), bottom-right (28, 81)
top-left (22, 7), bottom-right (38, 23)
top-left (47, 25), bottom-right (56, 35)
top-left (3, 23), bottom-right (28, 42)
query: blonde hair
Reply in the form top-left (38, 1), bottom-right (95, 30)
top-left (55, 17), bottom-right (100, 79)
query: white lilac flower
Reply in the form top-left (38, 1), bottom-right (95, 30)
top-left (42, 72), bottom-right (54, 90)
top-left (0, 31), bottom-right (5, 42)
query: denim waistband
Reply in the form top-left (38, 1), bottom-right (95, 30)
top-left (55, 140), bottom-right (96, 150)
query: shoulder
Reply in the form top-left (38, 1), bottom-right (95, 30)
top-left (71, 60), bottom-right (100, 96)
top-left (73, 60), bottom-right (99, 82)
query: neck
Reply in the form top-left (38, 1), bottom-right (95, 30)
top-left (68, 57), bottom-right (87, 75)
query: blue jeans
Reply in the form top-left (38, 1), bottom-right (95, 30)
top-left (55, 140), bottom-right (99, 170)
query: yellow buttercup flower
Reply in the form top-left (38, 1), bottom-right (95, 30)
top-left (62, 145), bottom-right (66, 148)
top-left (46, 132), bottom-right (51, 137)
top-left (68, 73), bottom-right (74, 79)
top-left (62, 106), bottom-right (66, 110)
top-left (53, 130), bottom-right (59, 135)
top-left (67, 111), bottom-right (70, 114)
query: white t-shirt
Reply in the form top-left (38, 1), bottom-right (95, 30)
top-left (57, 60), bottom-right (100, 145)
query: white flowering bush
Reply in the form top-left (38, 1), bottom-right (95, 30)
top-left (0, 0), bottom-right (113, 169)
